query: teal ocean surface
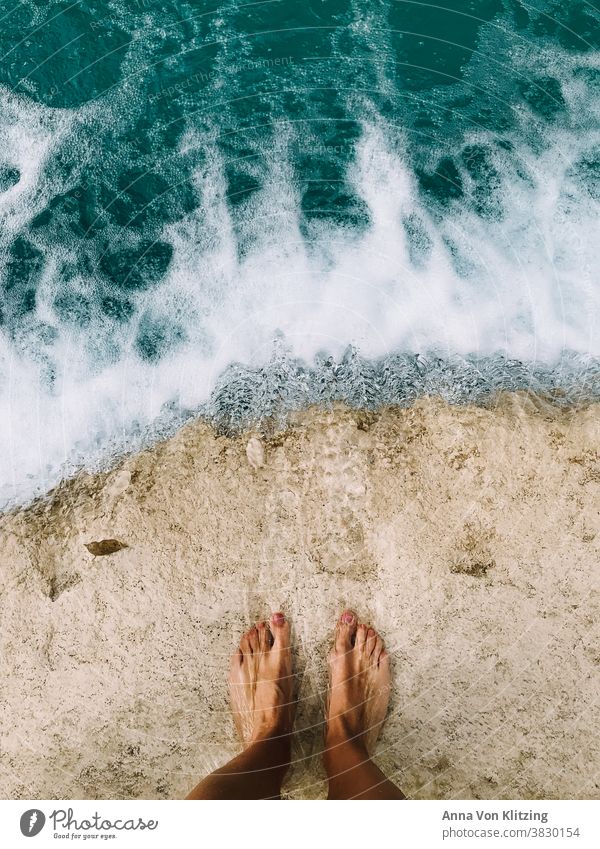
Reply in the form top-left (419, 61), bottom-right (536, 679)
top-left (0, 0), bottom-right (599, 506)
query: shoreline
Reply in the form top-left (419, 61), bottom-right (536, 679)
top-left (1, 395), bottom-right (599, 799)
top-left (3, 386), bottom-right (599, 517)
top-left (2, 347), bottom-right (599, 513)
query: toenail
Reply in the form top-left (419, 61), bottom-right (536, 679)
top-left (272, 612), bottom-right (285, 625)
top-left (341, 611), bottom-right (355, 624)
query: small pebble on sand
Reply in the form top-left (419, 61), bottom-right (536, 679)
top-left (246, 436), bottom-right (265, 469)
top-left (85, 539), bottom-right (128, 556)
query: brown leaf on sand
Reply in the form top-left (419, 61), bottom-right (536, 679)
top-left (85, 539), bottom-right (128, 556)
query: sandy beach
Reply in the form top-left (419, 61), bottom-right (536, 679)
top-left (1, 395), bottom-right (599, 800)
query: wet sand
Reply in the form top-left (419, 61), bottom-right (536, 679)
top-left (1, 395), bottom-right (599, 799)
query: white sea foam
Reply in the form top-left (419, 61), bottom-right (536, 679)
top-left (0, 88), bottom-right (73, 233)
top-left (0, 61), bottom-right (599, 507)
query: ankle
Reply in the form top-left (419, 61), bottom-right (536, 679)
top-left (323, 726), bottom-right (369, 771)
top-left (249, 703), bottom-right (293, 743)
top-left (250, 722), bottom-right (293, 749)
top-left (325, 715), bottom-right (366, 747)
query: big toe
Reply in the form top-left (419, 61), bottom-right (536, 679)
top-left (334, 609), bottom-right (357, 654)
top-left (269, 611), bottom-right (290, 650)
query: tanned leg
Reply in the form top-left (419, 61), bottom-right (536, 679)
top-left (186, 612), bottom-right (294, 800)
top-left (323, 610), bottom-right (405, 800)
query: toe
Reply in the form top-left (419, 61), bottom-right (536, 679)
top-left (256, 621), bottom-right (270, 653)
top-left (378, 649), bottom-right (390, 671)
top-left (230, 648), bottom-right (243, 672)
top-left (334, 609), bottom-right (357, 653)
top-left (247, 626), bottom-right (259, 652)
top-left (240, 632), bottom-right (252, 654)
top-left (366, 628), bottom-right (377, 656)
top-left (373, 636), bottom-right (384, 663)
top-left (355, 623), bottom-right (368, 650)
top-left (269, 612), bottom-right (290, 649)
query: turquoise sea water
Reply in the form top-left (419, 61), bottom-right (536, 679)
top-left (0, 0), bottom-right (599, 506)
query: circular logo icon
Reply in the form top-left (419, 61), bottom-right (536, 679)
top-left (20, 809), bottom-right (46, 837)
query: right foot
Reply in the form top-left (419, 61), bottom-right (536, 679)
top-left (229, 613), bottom-right (294, 746)
top-left (325, 610), bottom-right (391, 753)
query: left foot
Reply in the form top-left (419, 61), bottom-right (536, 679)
top-left (229, 613), bottom-right (294, 745)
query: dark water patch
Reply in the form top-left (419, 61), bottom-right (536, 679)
top-left (402, 214), bottom-right (433, 267)
top-left (387, 0), bottom-right (504, 92)
top-left (301, 183), bottom-right (371, 229)
top-left (569, 148), bottom-right (600, 201)
top-left (77, 183), bottom-right (113, 238)
top-left (99, 241), bottom-right (173, 291)
top-left (2, 237), bottom-right (43, 321)
top-left (108, 168), bottom-right (196, 232)
top-left (506, 0), bottom-right (530, 31)
top-left (530, 1), bottom-right (600, 53)
top-left (100, 296), bottom-right (135, 323)
top-left (114, 170), bottom-right (172, 229)
top-left (31, 187), bottom-right (106, 240)
top-left (0, 3), bottom-right (131, 107)
top-left (461, 145), bottom-right (503, 219)
top-left (519, 77), bottom-right (565, 121)
top-left (135, 314), bottom-right (186, 362)
top-left (53, 292), bottom-right (92, 328)
top-left (443, 237), bottom-right (478, 279)
top-left (417, 157), bottom-right (464, 206)
top-left (0, 166), bottom-right (19, 192)
top-left (225, 167), bottom-right (262, 207)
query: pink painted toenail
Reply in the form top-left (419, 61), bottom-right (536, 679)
top-left (272, 612), bottom-right (285, 625)
top-left (341, 611), bottom-right (354, 624)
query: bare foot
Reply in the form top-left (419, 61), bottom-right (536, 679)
top-left (325, 610), bottom-right (391, 753)
top-left (229, 612), bottom-right (294, 745)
